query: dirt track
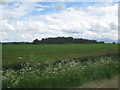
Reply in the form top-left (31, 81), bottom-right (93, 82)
top-left (79, 76), bottom-right (119, 88)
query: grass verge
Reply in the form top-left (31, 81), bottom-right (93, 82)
top-left (2, 56), bottom-right (119, 88)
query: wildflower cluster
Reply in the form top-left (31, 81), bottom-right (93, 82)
top-left (2, 56), bottom-right (118, 88)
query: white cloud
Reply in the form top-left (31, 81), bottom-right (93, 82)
top-left (1, 2), bottom-right (36, 22)
top-left (37, 8), bottom-right (44, 11)
top-left (1, 2), bottom-right (118, 42)
top-left (35, 4), bottom-right (50, 8)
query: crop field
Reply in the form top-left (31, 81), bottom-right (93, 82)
top-left (2, 44), bottom-right (118, 68)
top-left (2, 44), bottom-right (119, 88)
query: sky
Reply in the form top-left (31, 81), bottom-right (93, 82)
top-left (0, 1), bottom-right (118, 43)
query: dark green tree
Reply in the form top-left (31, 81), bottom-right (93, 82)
top-left (33, 39), bottom-right (40, 44)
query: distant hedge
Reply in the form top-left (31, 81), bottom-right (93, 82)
top-left (32, 37), bottom-right (105, 44)
top-left (1, 37), bottom-right (105, 44)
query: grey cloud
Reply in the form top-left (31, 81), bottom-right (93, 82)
top-left (109, 22), bottom-right (118, 30)
top-left (51, 3), bottom-right (66, 11)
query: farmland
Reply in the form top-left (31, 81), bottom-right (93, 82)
top-left (2, 44), bottom-right (118, 68)
top-left (2, 44), bottom-right (119, 88)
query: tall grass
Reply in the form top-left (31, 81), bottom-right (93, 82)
top-left (2, 56), bottom-right (118, 88)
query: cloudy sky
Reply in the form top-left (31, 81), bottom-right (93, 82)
top-left (0, 2), bottom-right (118, 42)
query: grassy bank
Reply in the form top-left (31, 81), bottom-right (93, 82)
top-left (2, 55), bottom-right (119, 88)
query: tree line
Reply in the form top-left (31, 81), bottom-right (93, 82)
top-left (32, 37), bottom-right (105, 44)
top-left (1, 37), bottom-right (106, 44)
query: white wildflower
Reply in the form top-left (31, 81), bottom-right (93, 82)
top-left (18, 57), bottom-right (22, 60)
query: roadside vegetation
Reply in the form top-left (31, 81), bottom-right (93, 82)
top-left (2, 55), bottom-right (119, 88)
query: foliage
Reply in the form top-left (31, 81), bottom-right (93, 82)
top-left (32, 37), bottom-right (104, 44)
top-left (2, 37), bottom-right (105, 44)
top-left (2, 56), bottom-right (119, 88)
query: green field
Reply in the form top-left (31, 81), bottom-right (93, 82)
top-left (2, 44), bottom-right (119, 88)
top-left (2, 44), bottom-right (118, 68)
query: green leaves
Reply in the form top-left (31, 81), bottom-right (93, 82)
top-left (2, 56), bottom-right (118, 88)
